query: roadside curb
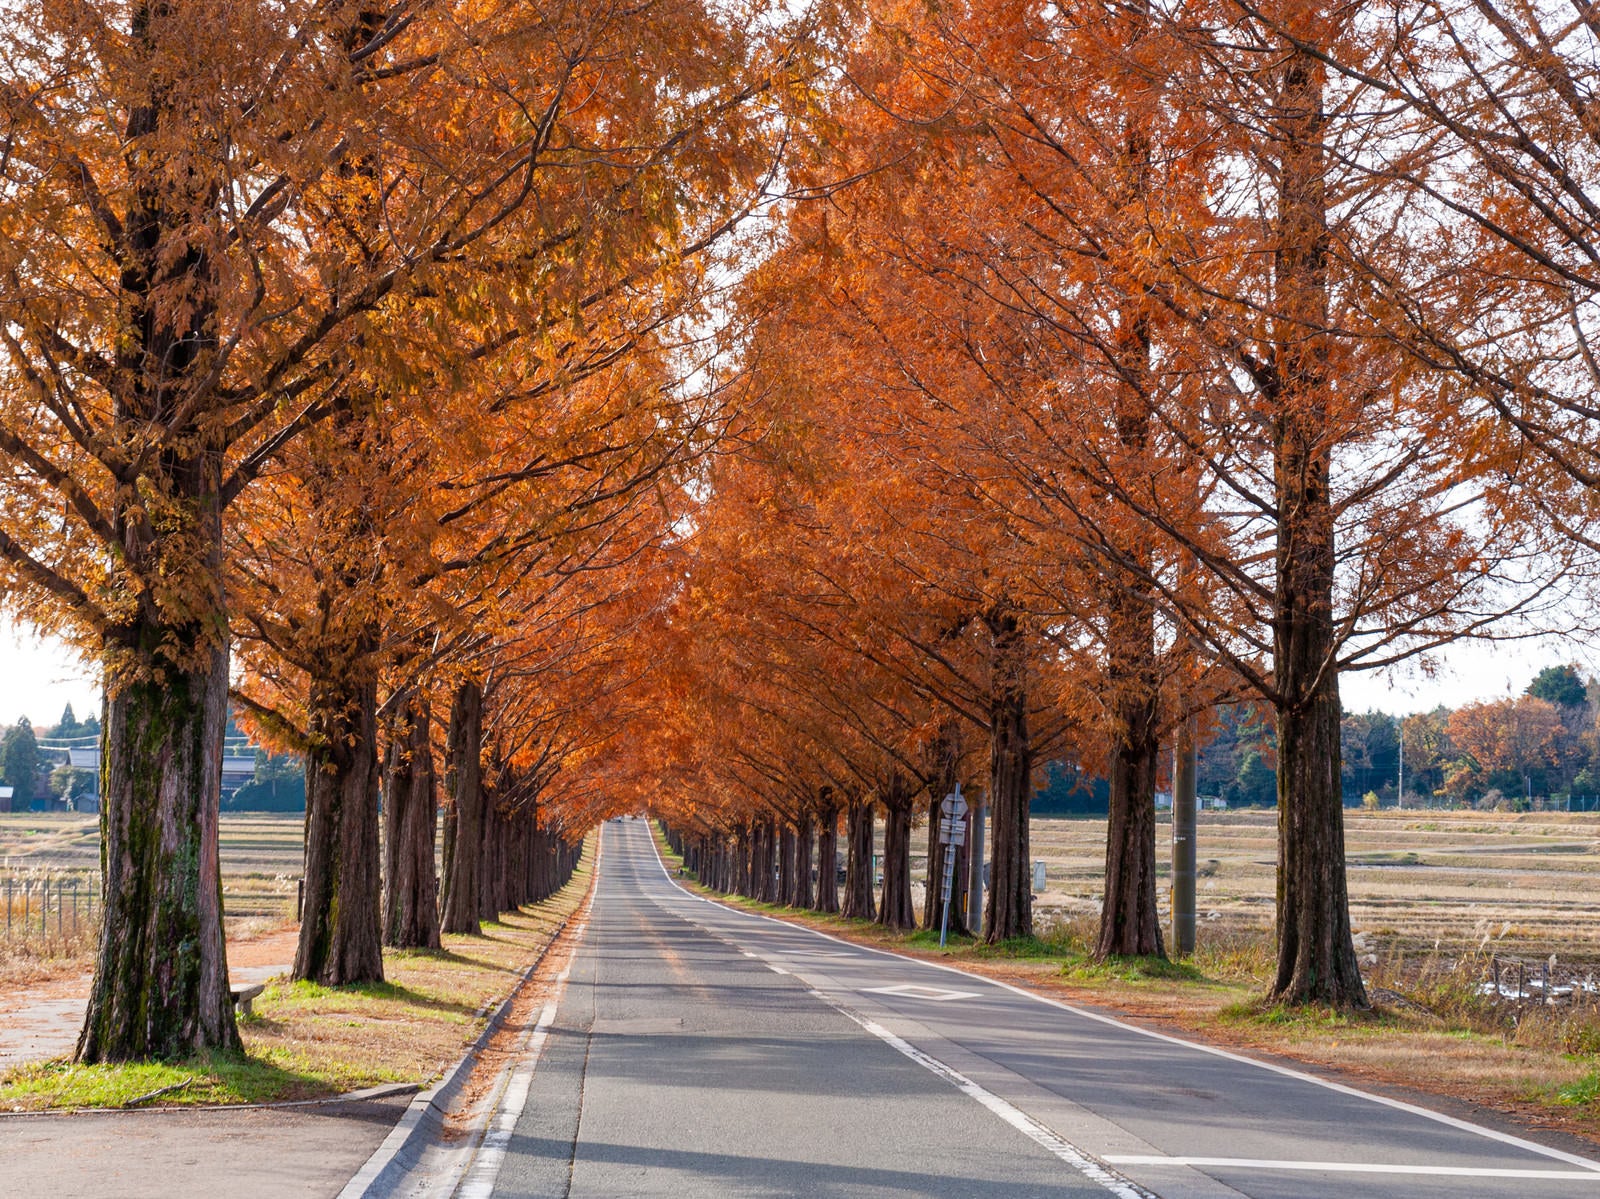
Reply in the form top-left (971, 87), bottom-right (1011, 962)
top-left (337, 868), bottom-right (595, 1199)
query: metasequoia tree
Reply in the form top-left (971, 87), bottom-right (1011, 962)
top-left (0, 0), bottom-right (804, 1056)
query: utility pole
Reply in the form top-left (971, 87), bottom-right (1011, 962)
top-left (1172, 718), bottom-right (1197, 956)
top-left (1396, 717), bottom-right (1404, 809)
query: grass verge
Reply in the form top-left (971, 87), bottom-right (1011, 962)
top-left (652, 824), bottom-right (1600, 1143)
top-left (0, 834), bottom-right (594, 1111)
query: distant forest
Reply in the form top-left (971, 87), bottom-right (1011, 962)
top-left (1033, 664), bottom-right (1600, 816)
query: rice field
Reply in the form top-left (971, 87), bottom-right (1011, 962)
top-left (883, 809), bottom-right (1600, 962)
top-left (0, 811), bottom-right (303, 925)
top-left (1024, 809), bottom-right (1600, 959)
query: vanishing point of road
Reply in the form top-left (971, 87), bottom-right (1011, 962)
top-left (457, 819), bottom-right (1600, 1198)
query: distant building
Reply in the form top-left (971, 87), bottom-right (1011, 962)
top-left (0, 785), bottom-right (12, 813)
top-left (222, 756), bottom-right (255, 794)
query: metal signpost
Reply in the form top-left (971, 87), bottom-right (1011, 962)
top-left (938, 785), bottom-right (968, 949)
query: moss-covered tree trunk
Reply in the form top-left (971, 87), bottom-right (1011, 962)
top-left (985, 606), bottom-right (1033, 943)
top-left (382, 692), bottom-right (440, 950)
top-left (79, 639), bottom-right (240, 1062)
top-left (877, 775), bottom-right (916, 930)
top-left (295, 664), bottom-right (384, 985)
top-left (440, 680), bottom-right (484, 935)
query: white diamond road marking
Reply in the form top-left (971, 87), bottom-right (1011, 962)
top-left (785, 950), bottom-right (860, 960)
top-left (863, 983), bottom-right (981, 1002)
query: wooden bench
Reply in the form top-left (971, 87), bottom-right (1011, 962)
top-left (230, 983), bottom-right (266, 1017)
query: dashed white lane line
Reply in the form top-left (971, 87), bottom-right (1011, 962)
top-left (646, 835), bottom-right (1600, 1178)
top-left (837, 1009), bottom-right (1156, 1199)
top-left (1105, 1156), bottom-right (1600, 1181)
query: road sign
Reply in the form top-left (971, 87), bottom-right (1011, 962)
top-left (941, 785), bottom-right (968, 819)
top-left (938, 817), bottom-right (965, 847)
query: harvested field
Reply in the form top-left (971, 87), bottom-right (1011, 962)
top-left (890, 809), bottom-right (1600, 963)
top-left (1026, 809), bottom-right (1600, 961)
top-left (0, 811), bottom-right (303, 924)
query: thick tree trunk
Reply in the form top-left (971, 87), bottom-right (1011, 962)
top-left (1267, 38), bottom-right (1366, 1009)
top-left (440, 680), bottom-right (484, 935)
top-left (985, 607), bottom-right (1034, 943)
top-left (778, 823), bottom-right (796, 904)
top-left (841, 797), bottom-right (876, 921)
top-left (478, 796), bottom-right (505, 923)
top-left (383, 693), bottom-right (441, 950)
top-left (877, 775), bottom-right (916, 930)
top-left (295, 662), bottom-right (384, 985)
top-left (792, 812), bottom-right (814, 909)
top-left (78, 641), bottom-right (239, 1062)
top-left (814, 799), bottom-right (840, 913)
top-left (732, 824), bottom-right (750, 896)
top-left (1095, 602), bottom-right (1165, 959)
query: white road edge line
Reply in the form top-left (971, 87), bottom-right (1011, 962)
top-left (1104, 1156), bottom-right (1600, 1180)
top-left (454, 844), bottom-right (597, 1199)
top-left (647, 828), bottom-right (1600, 1177)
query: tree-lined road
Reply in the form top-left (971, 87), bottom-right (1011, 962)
top-left (459, 822), bottom-right (1600, 1197)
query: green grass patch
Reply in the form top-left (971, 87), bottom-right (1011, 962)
top-left (0, 1051), bottom-right (326, 1109)
top-left (1556, 1070), bottom-right (1600, 1106)
top-left (1064, 954), bottom-right (1208, 984)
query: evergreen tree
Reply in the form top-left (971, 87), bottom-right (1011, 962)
top-left (1526, 665), bottom-right (1587, 709)
top-left (2, 717), bottom-right (39, 806)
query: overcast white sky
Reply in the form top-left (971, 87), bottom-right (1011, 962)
top-left (2, 617), bottom-right (1592, 730)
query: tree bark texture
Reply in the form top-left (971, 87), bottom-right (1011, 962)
top-left (1095, 595), bottom-right (1165, 959)
top-left (440, 680), bottom-right (485, 935)
top-left (877, 775), bottom-right (916, 931)
top-left (841, 797), bottom-right (876, 921)
top-left (814, 798), bottom-right (840, 913)
top-left (295, 663), bottom-right (384, 986)
top-left (792, 812), bottom-right (814, 909)
top-left (985, 607), bottom-right (1033, 943)
top-left (778, 823), bottom-right (796, 904)
top-left (383, 693), bottom-right (441, 949)
top-left (79, 643), bottom-right (240, 1062)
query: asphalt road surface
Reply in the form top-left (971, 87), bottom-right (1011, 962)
top-left (464, 819), bottom-right (1600, 1198)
